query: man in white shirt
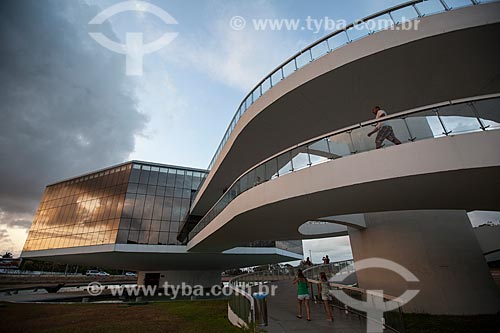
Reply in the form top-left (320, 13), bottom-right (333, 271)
top-left (367, 106), bottom-right (402, 149)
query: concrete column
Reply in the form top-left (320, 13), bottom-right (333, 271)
top-left (347, 210), bottom-right (500, 315)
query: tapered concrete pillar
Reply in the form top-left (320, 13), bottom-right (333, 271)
top-left (347, 210), bottom-right (500, 314)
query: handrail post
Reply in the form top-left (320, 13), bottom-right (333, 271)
top-left (344, 29), bottom-right (351, 43)
top-left (468, 102), bottom-right (489, 131)
top-left (348, 131), bottom-right (357, 154)
top-left (325, 137), bottom-right (333, 159)
top-left (438, 0), bottom-right (451, 11)
top-left (434, 108), bottom-right (451, 135)
top-left (388, 11), bottom-right (397, 25)
top-left (412, 3), bottom-right (423, 17)
top-left (306, 146), bottom-right (312, 166)
top-left (402, 118), bottom-right (416, 141)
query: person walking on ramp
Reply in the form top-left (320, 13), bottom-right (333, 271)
top-left (367, 106), bottom-right (402, 149)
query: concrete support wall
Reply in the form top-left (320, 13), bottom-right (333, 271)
top-left (138, 270), bottom-right (221, 288)
top-left (348, 210), bottom-right (500, 315)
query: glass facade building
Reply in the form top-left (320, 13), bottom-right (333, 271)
top-left (23, 161), bottom-right (207, 251)
top-left (118, 162), bottom-right (207, 246)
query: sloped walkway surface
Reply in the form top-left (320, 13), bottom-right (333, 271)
top-left (264, 280), bottom-right (366, 333)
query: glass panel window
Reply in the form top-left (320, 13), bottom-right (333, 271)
top-left (162, 197), bottom-right (173, 220)
top-left (156, 186), bottom-right (166, 196)
top-left (148, 231), bottom-right (159, 245)
top-left (152, 197), bottom-right (164, 220)
top-left (128, 230), bottom-right (139, 243)
top-left (159, 232), bottom-right (168, 245)
top-left (158, 172), bottom-right (167, 186)
top-left (175, 171), bottom-right (184, 188)
top-left (160, 220), bottom-right (170, 232)
top-left (137, 183), bottom-right (147, 195)
top-left (120, 218), bottom-right (131, 230)
top-left (139, 170), bottom-right (150, 184)
top-left (148, 171), bottom-right (159, 185)
top-left (132, 194), bottom-right (145, 219)
top-left (127, 183), bottom-right (138, 193)
top-left (150, 220), bottom-right (161, 232)
top-left (142, 195), bottom-right (155, 220)
top-left (140, 219), bottom-right (151, 231)
top-left (122, 193), bottom-right (135, 218)
top-left (165, 187), bottom-right (174, 197)
top-left (117, 229), bottom-right (129, 243)
top-left (139, 230), bottom-right (149, 243)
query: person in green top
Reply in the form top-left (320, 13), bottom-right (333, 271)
top-left (293, 269), bottom-right (311, 321)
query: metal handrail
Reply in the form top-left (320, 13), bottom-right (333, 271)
top-left (203, 0), bottom-right (484, 174)
top-left (228, 266), bottom-right (298, 328)
top-left (303, 263), bottom-right (405, 332)
top-left (228, 281), bottom-right (255, 326)
top-left (227, 262), bottom-right (357, 327)
top-left (188, 92), bottom-right (500, 240)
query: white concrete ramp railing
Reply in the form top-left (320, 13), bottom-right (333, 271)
top-left (227, 266), bottom-right (299, 329)
top-left (227, 261), bottom-right (358, 330)
top-left (303, 263), bottom-right (406, 332)
top-left (188, 93), bottom-right (500, 241)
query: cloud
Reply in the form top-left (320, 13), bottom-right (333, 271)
top-left (468, 211), bottom-right (500, 227)
top-left (0, 1), bottom-right (147, 244)
top-left (156, 0), bottom-right (304, 93)
top-left (0, 228), bottom-right (14, 254)
top-left (0, 229), bottom-right (11, 243)
top-left (303, 236), bottom-right (353, 263)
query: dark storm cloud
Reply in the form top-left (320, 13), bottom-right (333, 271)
top-left (0, 1), bottom-right (147, 221)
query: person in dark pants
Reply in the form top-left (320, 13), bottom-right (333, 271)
top-left (367, 106), bottom-right (402, 149)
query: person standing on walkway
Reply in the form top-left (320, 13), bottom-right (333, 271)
top-left (367, 106), bottom-right (402, 148)
top-left (293, 269), bottom-right (311, 321)
top-left (319, 272), bottom-right (334, 322)
top-left (304, 257), bottom-right (313, 266)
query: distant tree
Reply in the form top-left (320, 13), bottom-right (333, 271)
top-left (253, 264), bottom-right (270, 272)
top-left (223, 268), bottom-right (244, 276)
top-left (2, 252), bottom-right (13, 258)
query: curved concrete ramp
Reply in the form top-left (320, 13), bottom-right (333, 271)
top-left (191, 2), bottom-right (500, 216)
top-left (189, 130), bottom-right (500, 251)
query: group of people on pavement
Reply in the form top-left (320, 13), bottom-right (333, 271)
top-left (293, 269), bottom-right (334, 322)
top-left (294, 254), bottom-right (335, 322)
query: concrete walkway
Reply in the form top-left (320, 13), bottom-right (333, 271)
top-left (264, 280), bottom-right (366, 333)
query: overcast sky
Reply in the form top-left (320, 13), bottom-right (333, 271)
top-left (1, 0), bottom-right (498, 257)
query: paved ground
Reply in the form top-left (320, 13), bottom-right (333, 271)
top-left (264, 280), bottom-right (367, 333)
